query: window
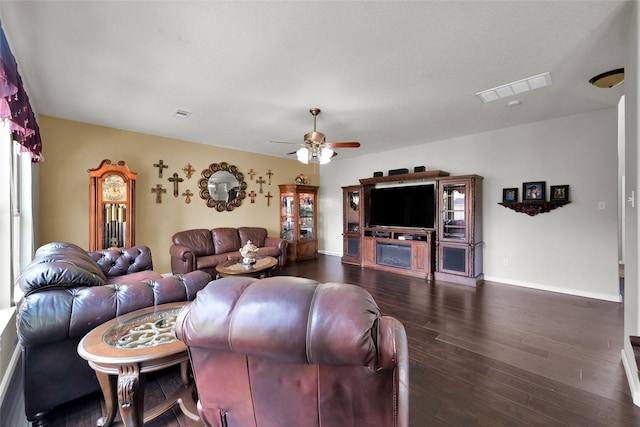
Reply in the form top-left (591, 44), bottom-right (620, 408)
top-left (0, 119), bottom-right (35, 308)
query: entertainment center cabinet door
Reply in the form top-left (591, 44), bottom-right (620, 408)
top-left (412, 243), bottom-right (434, 281)
top-left (362, 237), bottom-right (376, 266)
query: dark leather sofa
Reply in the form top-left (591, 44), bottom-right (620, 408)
top-left (16, 241), bottom-right (212, 426)
top-left (175, 276), bottom-right (409, 427)
top-left (169, 226), bottom-right (287, 277)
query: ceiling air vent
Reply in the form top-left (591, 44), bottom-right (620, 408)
top-left (476, 72), bottom-right (552, 103)
top-left (173, 109), bottom-right (192, 118)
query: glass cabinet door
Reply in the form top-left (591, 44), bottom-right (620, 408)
top-left (345, 189), bottom-right (360, 233)
top-left (299, 192), bottom-right (315, 239)
top-left (441, 183), bottom-right (466, 240)
top-left (281, 193), bottom-right (295, 241)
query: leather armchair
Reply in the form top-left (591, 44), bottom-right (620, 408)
top-left (175, 276), bottom-right (409, 427)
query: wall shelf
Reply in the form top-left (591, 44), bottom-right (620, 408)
top-left (498, 201), bottom-right (570, 216)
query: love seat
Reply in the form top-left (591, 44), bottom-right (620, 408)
top-left (169, 226), bottom-right (287, 277)
top-left (16, 241), bottom-right (212, 426)
top-left (175, 276), bottom-right (409, 427)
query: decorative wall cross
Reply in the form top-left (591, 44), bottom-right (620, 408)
top-left (265, 191), bottom-right (273, 207)
top-left (182, 189), bottom-right (193, 204)
top-left (151, 184), bottom-right (166, 203)
top-left (153, 160), bottom-right (169, 178)
top-left (266, 169), bottom-right (273, 185)
top-left (182, 163), bottom-right (195, 179)
top-left (249, 190), bottom-right (256, 203)
top-left (248, 169), bottom-right (256, 180)
top-left (168, 172), bottom-right (184, 197)
top-left (256, 176), bottom-right (266, 193)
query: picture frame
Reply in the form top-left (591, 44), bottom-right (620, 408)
top-left (550, 184), bottom-right (569, 202)
top-left (522, 181), bottom-right (545, 202)
top-left (502, 188), bottom-right (518, 203)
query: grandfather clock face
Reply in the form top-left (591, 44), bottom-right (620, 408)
top-left (102, 174), bottom-right (127, 202)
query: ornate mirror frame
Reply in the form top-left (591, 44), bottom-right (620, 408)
top-left (198, 162), bottom-right (247, 211)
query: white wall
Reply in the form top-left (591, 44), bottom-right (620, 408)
top-left (320, 108), bottom-right (619, 301)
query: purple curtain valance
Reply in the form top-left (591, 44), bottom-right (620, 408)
top-left (0, 20), bottom-right (42, 161)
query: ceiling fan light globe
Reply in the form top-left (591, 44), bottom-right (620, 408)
top-left (296, 147), bottom-right (309, 164)
top-left (320, 147), bottom-right (334, 160)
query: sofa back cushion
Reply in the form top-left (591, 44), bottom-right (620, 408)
top-left (212, 227), bottom-right (241, 254)
top-left (88, 246), bottom-right (155, 279)
top-left (172, 229), bottom-right (215, 257)
top-left (238, 227), bottom-right (268, 247)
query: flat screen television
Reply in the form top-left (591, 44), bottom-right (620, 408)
top-left (368, 184), bottom-right (435, 229)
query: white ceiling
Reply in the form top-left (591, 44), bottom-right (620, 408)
top-left (0, 1), bottom-right (630, 162)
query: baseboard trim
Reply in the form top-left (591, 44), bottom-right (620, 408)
top-left (622, 347), bottom-right (640, 407)
top-left (483, 275), bottom-right (621, 302)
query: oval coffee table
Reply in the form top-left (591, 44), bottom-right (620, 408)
top-left (77, 302), bottom-right (199, 427)
top-left (215, 255), bottom-right (277, 279)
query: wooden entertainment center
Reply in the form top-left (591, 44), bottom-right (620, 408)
top-left (343, 170), bottom-right (483, 286)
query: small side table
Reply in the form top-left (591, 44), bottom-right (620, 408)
top-left (77, 302), bottom-right (199, 427)
top-left (215, 255), bottom-right (277, 279)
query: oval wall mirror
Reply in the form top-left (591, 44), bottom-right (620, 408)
top-left (198, 162), bottom-right (247, 211)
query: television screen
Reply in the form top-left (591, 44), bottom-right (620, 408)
top-left (369, 184), bottom-right (435, 228)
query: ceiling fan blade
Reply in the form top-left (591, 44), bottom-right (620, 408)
top-left (270, 140), bottom-right (301, 145)
top-left (326, 142), bottom-right (360, 148)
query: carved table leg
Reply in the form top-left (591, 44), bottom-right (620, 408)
top-left (117, 364), bottom-right (144, 427)
top-left (94, 370), bottom-right (118, 427)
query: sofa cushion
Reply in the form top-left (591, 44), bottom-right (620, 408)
top-left (197, 253), bottom-right (234, 270)
top-left (173, 229), bottom-right (215, 257)
top-left (212, 227), bottom-right (241, 254)
top-left (238, 227), bottom-right (268, 247)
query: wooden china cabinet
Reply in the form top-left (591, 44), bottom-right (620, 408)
top-left (279, 184), bottom-right (318, 261)
top-left (88, 159), bottom-right (137, 251)
top-left (435, 175), bottom-right (483, 286)
top-left (342, 185), bottom-right (362, 265)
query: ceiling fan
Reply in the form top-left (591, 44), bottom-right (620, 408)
top-left (271, 108), bottom-right (360, 164)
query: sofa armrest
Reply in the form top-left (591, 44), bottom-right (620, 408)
top-left (170, 244), bottom-right (197, 274)
top-left (265, 236), bottom-right (288, 267)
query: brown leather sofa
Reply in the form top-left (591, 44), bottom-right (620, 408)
top-left (16, 241), bottom-right (212, 426)
top-left (175, 276), bottom-right (409, 427)
top-left (169, 226), bottom-right (287, 277)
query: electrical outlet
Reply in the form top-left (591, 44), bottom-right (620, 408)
top-left (598, 201), bottom-right (606, 210)
top-left (503, 258), bottom-right (509, 266)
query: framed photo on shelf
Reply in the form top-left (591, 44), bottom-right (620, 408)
top-left (522, 181), bottom-right (546, 202)
top-left (502, 188), bottom-right (518, 203)
top-left (550, 185), bottom-right (569, 202)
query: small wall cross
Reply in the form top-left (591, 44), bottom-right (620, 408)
top-left (256, 176), bottom-right (266, 193)
top-left (249, 190), bottom-right (256, 203)
top-left (168, 172), bottom-right (184, 197)
top-left (265, 191), bottom-right (273, 207)
top-left (182, 189), bottom-right (194, 204)
top-left (153, 160), bottom-right (169, 178)
top-left (266, 169), bottom-right (273, 185)
top-left (151, 184), bottom-right (167, 203)
top-left (182, 163), bottom-right (196, 179)
top-left (248, 169), bottom-right (256, 180)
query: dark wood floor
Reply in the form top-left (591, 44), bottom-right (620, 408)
top-left (46, 254), bottom-right (640, 426)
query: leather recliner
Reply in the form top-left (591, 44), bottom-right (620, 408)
top-left (175, 276), bottom-right (409, 427)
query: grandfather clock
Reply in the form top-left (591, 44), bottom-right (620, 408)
top-left (89, 159), bottom-right (137, 250)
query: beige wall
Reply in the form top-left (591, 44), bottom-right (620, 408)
top-left (37, 115), bottom-right (319, 273)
